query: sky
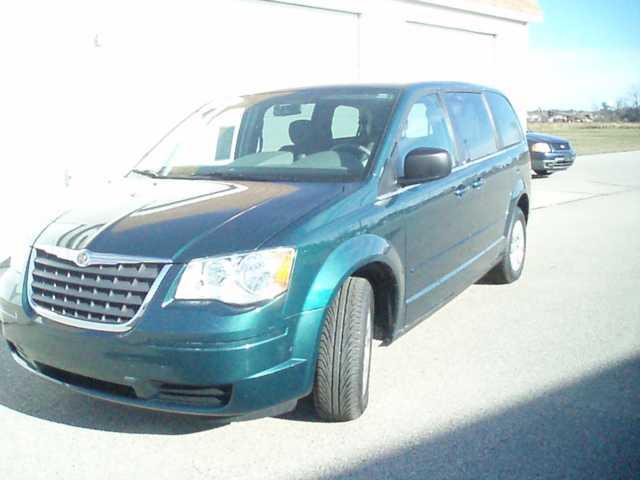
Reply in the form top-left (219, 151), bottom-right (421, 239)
top-left (528, 0), bottom-right (640, 111)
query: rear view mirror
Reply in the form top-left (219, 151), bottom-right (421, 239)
top-left (399, 148), bottom-right (452, 186)
top-left (274, 104), bottom-right (302, 116)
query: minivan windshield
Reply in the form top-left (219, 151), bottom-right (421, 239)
top-left (132, 88), bottom-right (398, 182)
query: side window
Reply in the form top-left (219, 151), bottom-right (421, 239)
top-left (403, 103), bottom-right (431, 138)
top-left (397, 94), bottom-right (457, 166)
top-left (443, 92), bottom-right (497, 162)
top-left (261, 103), bottom-right (315, 151)
top-left (214, 126), bottom-right (235, 161)
top-left (485, 92), bottom-right (523, 148)
top-left (331, 105), bottom-right (360, 139)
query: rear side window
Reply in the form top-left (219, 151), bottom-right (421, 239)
top-left (443, 92), bottom-right (497, 162)
top-left (485, 92), bottom-right (523, 147)
top-left (331, 105), bottom-right (360, 139)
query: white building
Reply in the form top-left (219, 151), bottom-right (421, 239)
top-left (0, 0), bottom-right (542, 258)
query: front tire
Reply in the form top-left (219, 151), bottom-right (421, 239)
top-left (534, 169), bottom-right (552, 176)
top-left (485, 208), bottom-right (527, 284)
top-left (313, 277), bottom-right (374, 422)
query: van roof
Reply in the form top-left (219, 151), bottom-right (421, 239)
top-left (245, 81), bottom-right (503, 97)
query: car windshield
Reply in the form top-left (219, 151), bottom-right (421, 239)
top-left (132, 88), bottom-right (398, 182)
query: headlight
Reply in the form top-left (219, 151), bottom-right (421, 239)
top-left (175, 248), bottom-right (296, 304)
top-left (531, 142), bottom-right (551, 153)
top-left (9, 245), bottom-right (32, 274)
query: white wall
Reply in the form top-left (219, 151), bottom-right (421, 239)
top-left (0, 0), bottom-right (533, 258)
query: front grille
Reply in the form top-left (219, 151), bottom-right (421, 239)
top-left (9, 341), bottom-right (232, 407)
top-left (551, 142), bottom-right (570, 151)
top-left (156, 383), bottom-right (232, 407)
top-left (30, 249), bottom-right (164, 326)
top-left (555, 156), bottom-right (574, 167)
top-left (8, 342), bottom-right (138, 398)
top-left (39, 361), bottom-right (138, 398)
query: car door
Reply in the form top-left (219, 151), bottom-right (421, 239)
top-left (483, 91), bottom-right (527, 236)
top-left (441, 92), bottom-right (508, 279)
top-left (380, 93), bottom-right (479, 325)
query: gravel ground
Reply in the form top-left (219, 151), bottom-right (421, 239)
top-left (1, 151), bottom-right (639, 480)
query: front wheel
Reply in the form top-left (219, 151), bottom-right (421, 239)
top-left (485, 208), bottom-right (527, 284)
top-left (533, 169), bottom-right (552, 176)
top-left (313, 277), bottom-right (374, 422)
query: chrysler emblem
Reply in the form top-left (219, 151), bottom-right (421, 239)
top-left (75, 251), bottom-right (90, 267)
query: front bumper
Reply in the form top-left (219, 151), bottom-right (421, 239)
top-left (0, 268), bottom-right (325, 416)
top-left (531, 151), bottom-right (576, 171)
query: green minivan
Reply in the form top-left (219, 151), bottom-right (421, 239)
top-left (0, 82), bottom-right (530, 422)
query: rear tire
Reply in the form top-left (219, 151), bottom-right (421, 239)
top-left (313, 277), bottom-right (374, 422)
top-left (485, 208), bottom-right (527, 284)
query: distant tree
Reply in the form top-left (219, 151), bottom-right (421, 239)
top-left (629, 85), bottom-right (640, 109)
top-left (617, 86), bottom-right (640, 122)
top-left (621, 106), bottom-right (640, 122)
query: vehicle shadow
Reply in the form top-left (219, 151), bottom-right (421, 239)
top-left (0, 342), bottom-right (230, 434)
top-left (315, 356), bottom-right (640, 480)
top-left (532, 172), bottom-right (551, 179)
top-left (278, 395), bottom-right (321, 422)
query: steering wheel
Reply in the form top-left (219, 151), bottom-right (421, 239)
top-left (330, 144), bottom-right (371, 173)
top-left (331, 143), bottom-right (371, 158)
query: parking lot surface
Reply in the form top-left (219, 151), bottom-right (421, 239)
top-left (1, 151), bottom-right (639, 479)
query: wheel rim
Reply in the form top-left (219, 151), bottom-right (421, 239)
top-left (509, 219), bottom-right (525, 273)
top-left (361, 307), bottom-right (372, 401)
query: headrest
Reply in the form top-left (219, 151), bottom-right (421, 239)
top-left (359, 109), bottom-right (374, 138)
top-left (289, 120), bottom-right (312, 145)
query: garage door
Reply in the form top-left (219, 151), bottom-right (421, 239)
top-left (401, 22), bottom-right (496, 86)
top-left (67, 0), bottom-right (362, 185)
top-left (0, 0), bottom-right (361, 260)
top-left (96, 0), bottom-right (360, 96)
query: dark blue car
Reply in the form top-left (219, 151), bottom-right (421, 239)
top-left (527, 131), bottom-right (576, 176)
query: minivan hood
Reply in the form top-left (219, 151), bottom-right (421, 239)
top-left (35, 177), bottom-right (347, 261)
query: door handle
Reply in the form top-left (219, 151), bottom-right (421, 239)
top-left (471, 177), bottom-right (486, 189)
top-left (454, 184), bottom-right (469, 197)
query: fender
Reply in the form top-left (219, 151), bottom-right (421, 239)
top-left (289, 233), bottom-right (404, 350)
top-left (504, 174), bottom-right (529, 238)
top-left (301, 233), bottom-right (404, 314)
top-left (287, 234), bottom-right (405, 394)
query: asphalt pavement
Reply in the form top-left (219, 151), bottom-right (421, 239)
top-left (1, 151), bottom-right (639, 479)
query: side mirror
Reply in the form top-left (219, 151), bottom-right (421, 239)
top-left (399, 148), bottom-right (452, 186)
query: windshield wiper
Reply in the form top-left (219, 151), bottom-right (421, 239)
top-left (131, 169), bottom-right (239, 181)
top-left (131, 168), bottom-right (162, 178)
top-left (192, 171), bottom-right (250, 181)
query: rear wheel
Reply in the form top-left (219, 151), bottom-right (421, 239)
top-left (485, 208), bottom-right (527, 284)
top-left (313, 277), bottom-right (374, 422)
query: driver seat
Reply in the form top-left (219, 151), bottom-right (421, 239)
top-left (280, 120), bottom-right (313, 160)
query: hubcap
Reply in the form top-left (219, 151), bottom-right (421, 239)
top-left (361, 308), bottom-right (372, 401)
top-left (509, 219), bottom-right (525, 272)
